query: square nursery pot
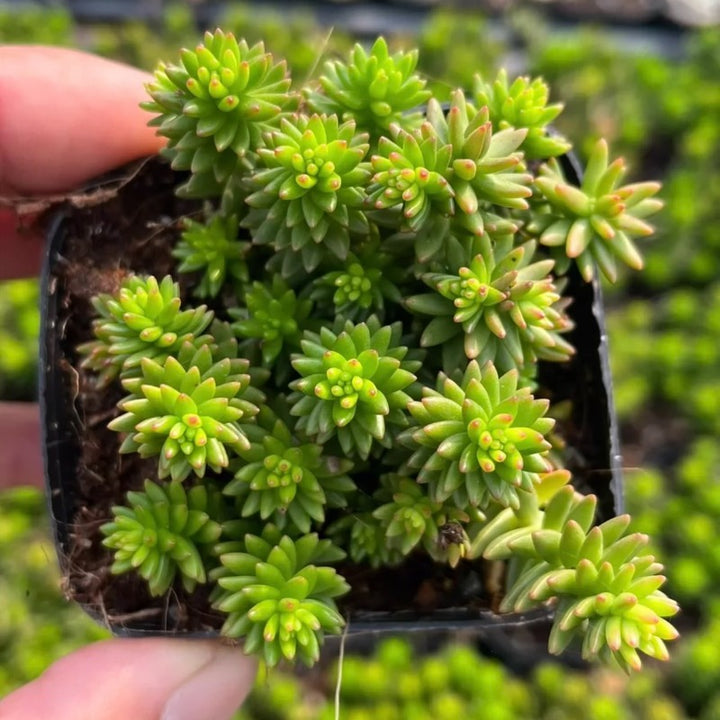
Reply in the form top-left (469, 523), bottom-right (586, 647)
top-left (40, 152), bottom-right (623, 644)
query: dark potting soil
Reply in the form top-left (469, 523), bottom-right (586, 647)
top-left (45, 156), bottom-right (617, 636)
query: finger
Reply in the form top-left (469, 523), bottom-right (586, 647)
top-left (0, 637), bottom-right (257, 720)
top-left (0, 46), bottom-right (164, 196)
top-left (0, 47), bottom-right (165, 279)
top-left (0, 402), bottom-right (43, 490)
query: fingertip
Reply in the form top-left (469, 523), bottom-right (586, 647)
top-left (0, 638), bottom-right (256, 720)
top-left (161, 642), bottom-right (257, 720)
top-left (0, 46), bottom-right (165, 197)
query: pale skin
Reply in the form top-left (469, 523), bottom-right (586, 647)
top-left (0, 47), bottom-right (255, 720)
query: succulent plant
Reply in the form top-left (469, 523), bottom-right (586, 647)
top-left (101, 479), bottom-right (223, 596)
top-left (367, 123), bottom-right (455, 233)
top-left (289, 317), bottom-right (421, 459)
top-left (403, 361), bottom-right (555, 510)
top-left (77, 274), bottom-right (214, 388)
top-left (473, 69), bottom-right (571, 160)
top-left (72, 30), bottom-right (678, 673)
top-left (406, 233), bottom-right (574, 373)
top-left (309, 246), bottom-right (404, 322)
top-left (229, 275), bottom-right (313, 369)
top-left (327, 507), bottom-right (404, 569)
top-left (531, 138), bottom-right (664, 282)
top-left (306, 37), bottom-right (431, 144)
top-left (243, 113), bottom-right (371, 275)
top-left (425, 90), bottom-right (533, 237)
top-left (472, 486), bottom-right (679, 673)
top-left (173, 212), bottom-right (249, 297)
top-left (142, 29), bottom-right (295, 204)
top-left (211, 528), bottom-right (349, 666)
top-left (224, 413), bottom-right (355, 533)
top-left (108, 341), bottom-right (261, 481)
top-left (373, 474), bottom-right (476, 564)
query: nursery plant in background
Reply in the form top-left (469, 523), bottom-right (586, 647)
top-left (43, 30), bottom-right (678, 673)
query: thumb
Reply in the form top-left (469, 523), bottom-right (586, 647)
top-left (0, 637), bottom-right (256, 720)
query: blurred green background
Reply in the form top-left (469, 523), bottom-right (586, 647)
top-left (1, 3), bottom-right (720, 716)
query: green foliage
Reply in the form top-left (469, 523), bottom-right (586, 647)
top-left (309, 246), bottom-right (404, 323)
top-left (608, 284), bottom-right (720, 434)
top-left (229, 276), bottom-right (313, 370)
top-left (243, 113), bottom-right (371, 275)
top-left (142, 29), bottom-right (295, 205)
top-left (51, 13), bottom-right (680, 673)
top-left (211, 528), bottom-right (348, 666)
top-left (108, 340), bottom-right (261, 481)
top-left (473, 69), bottom-right (571, 160)
top-left (302, 638), bottom-right (685, 720)
top-left (77, 274), bottom-right (213, 388)
top-left (472, 486), bottom-right (679, 673)
top-left (306, 37), bottom-right (431, 145)
top-left (174, 212), bottom-right (249, 297)
top-left (289, 317), bottom-right (420, 459)
top-left (0, 489), bottom-right (691, 717)
top-left (372, 474), bottom-right (475, 563)
top-left (406, 233), bottom-right (573, 372)
top-left (101, 479), bottom-right (223, 595)
top-left (0, 279), bottom-right (39, 402)
top-left (528, 25), bottom-right (720, 292)
top-left (670, 610), bottom-right (720, 718)
top-left (225, 412), bottom-right (355, 534)
top-left (0, 5), bottom-right (73, 45)
top-left (626, 438), bottom-right (720, 613)
top-left (218, 4), bottom-right (353, 81)
top-left (5, 0), bottom-right (718, 698)
top-left (326, 506), bottom-right (402, 569)
top-left (367, 123), bottom-right (455, 232)
top-left (416, 9), bottom-right (499, 100)
top-left (404, 361), bottom-right (555, 510)
top-left (531, 139), bottom-right (663, 282)
top-left (424, 90), bottom-right (533, 236)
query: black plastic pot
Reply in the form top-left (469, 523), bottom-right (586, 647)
top-left (40, 153), bottom-right (623, 642)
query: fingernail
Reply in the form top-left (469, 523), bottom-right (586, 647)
top-left (161, 643), bottom-right (256, 720)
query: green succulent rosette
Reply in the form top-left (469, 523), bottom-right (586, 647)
top-left (212, 528), bottom-right (349, 666)
top-left (142, 29), bottom-right (295, 205)
top-left (243, 114), bottom-right (371, 276)
top-left (309, 246), bottom-right (404, 323)
top-left (373, 474), bottom-right (476, 565)
top-left (367, 123), bottom-right (454, 234)
top-left (327, 508), bottom-right (403, 569)
top-left (289, 317), bottom-right (420, 459)
top-left (473, 69), bottom-right (571, 160)
top-left (101, 479), bottom-right (223, 596)
top-left (473, 486), bottom-right (680, 673)
top-left (77, 274), bottom-right (214, 388)
top-left (403, 361), bottom-right (554, 509)
top-left (406, 233), bottom-right (574, 373)
top-left (224, 414), bottom-right (355, 534)
top-left (530, 139), bottom-right (664, 282)
top-left (108, 342), bottom-right (261, 482)
top-left (425, 90), bottom-right (533, 237)
top-left (173, 212), bottom-right (249, 298)
top-left (229, 276), bottom-right (313, 371)
top-left (306, 37), bottom-right (431, 144)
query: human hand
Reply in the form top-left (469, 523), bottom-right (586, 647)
top-left (0, 46), bottom-right (165, 488)
top-left (0, 637), bottom-right (257, 720)
top-left (0, 47), bottom-right (256, 719)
